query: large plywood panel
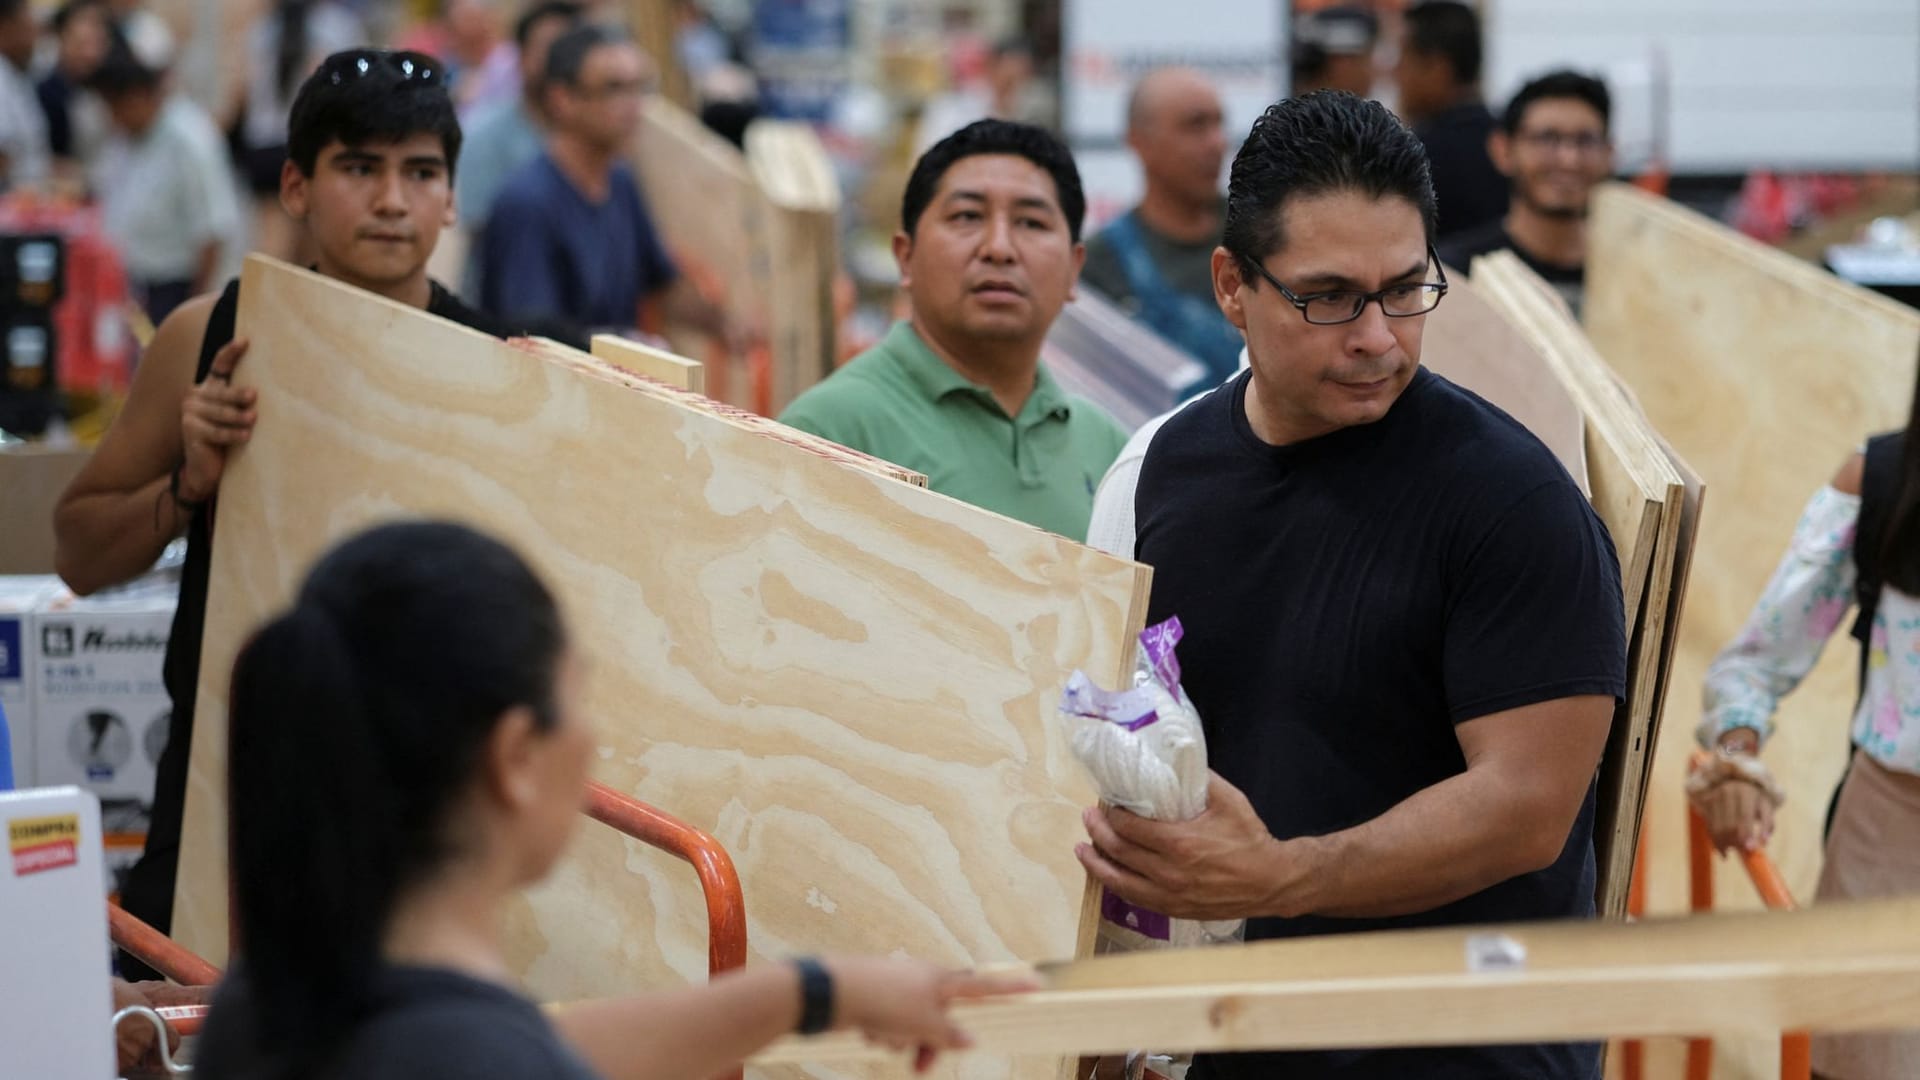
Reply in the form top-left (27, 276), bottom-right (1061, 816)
top-left (175, 258), bottom-right (1152, 1080)
top-left (1588, 183), bottom-right (1920, 1079)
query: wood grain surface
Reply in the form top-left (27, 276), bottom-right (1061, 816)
top-left (173, 258), bottom-right (1153, 1080)
top-left (1586, 182), bottom-right (1920, 1078)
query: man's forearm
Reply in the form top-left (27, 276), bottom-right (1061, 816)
top-left (55, 474), bottom-right (192, 595)
top-left (1268, 767), bottom-right (1567, 921)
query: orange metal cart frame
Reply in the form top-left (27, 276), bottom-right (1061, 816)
top-left (1620, 753), bottom-right (1809, 1080)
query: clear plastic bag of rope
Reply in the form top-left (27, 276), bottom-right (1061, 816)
top-left (1059, 617), bottom-right (1243, 949)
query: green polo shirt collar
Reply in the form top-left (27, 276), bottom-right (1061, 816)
top-left (883, 321), bottom-right (1073, 426)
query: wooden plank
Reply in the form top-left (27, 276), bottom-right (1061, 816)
top-left (591, 333), bottom-right (706, 394)
top-left (753, 898), bottom-right (1920, 1065)
top-left (1585, 183), bottom-right (1920, 935)
top-left (1474, 253), bottom-right (1688, 918)
top-left (174, 258), bottom-right (1153, 1080)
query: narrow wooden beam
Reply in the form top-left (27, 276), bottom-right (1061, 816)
top-left (752, 899), bottom-right (1920, 1065)
top-left (591, 333), bottom-right (706, 395)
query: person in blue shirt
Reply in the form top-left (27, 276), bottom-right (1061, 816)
top-left (454, 1), bottom-right (583, 294)
top-left (478, 23), bottom-right (731, 348)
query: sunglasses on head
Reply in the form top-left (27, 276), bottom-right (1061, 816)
top-left (317, 49), bottom-right (445, 88)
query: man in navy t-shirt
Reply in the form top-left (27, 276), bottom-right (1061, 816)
top-left (1077, 91), bottom-right (1626, 1079)
top-left (478, 24), bottom-right (729, 347)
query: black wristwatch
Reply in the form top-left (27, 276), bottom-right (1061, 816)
top-left (793, 956), bottom-right (834, 1035)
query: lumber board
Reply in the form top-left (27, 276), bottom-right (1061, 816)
top-left (591, 332), bottom-right (707, 394)
top-left (1421, 274), bottom-right (1589, 493)
top-left (1475, 253), bottom-right (1688, 919)
top-left (175, 258), bottom-right (1153, 1080)
top-left (1585, 183), bottom-right (1920, 928)
top-left (753, 898), bottom-right (1920, 1064)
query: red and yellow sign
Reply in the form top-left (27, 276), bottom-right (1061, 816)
top-left (9, 813), bottom-right (79, 876)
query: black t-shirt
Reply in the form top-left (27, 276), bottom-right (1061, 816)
top-left (194, 965), bottom-right (602, 1080)
top-left (1437, 220), bottom-right (1587, 315)
top-left (1134, 368), bottom-right (1625, 1080)
top-left (1417, 102), bottom-right (1510, 241)
top-left (116, 278), bottom-right (511, 948)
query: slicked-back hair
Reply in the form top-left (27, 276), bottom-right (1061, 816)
top-left (1223, 91), bottom-right (1436, 284)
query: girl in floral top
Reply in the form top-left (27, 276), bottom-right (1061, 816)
top-left (1693, 354), bottom-right (1920, 1080)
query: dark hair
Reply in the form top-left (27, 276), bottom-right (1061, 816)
top-left (544, 22), bottom-right (627, 88)
top-left (515, 0), bottom-right (584, 49)
top-left (1502, 69), bottom-right (1612, 135)
top-left (228, 521), bottom-right (567, 1077)
top-left (85, 36), bottom-right (161, 97)
top-left (0, 0), bottom-right (28, 22)
top-left (286, 50), bottom-right (464, 178)
top-left (1223, 91), bottom-right (1435, 282)
top-left (50, 0), bottom-right (104, 35)
top-left (1882, 345), bottom-right (1920, 594)
top-left (901, 118), bottom-right (1086, 242)
top-left (1403, 1), bottom-right (1482, 86)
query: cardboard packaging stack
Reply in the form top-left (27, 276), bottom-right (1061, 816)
top-left (0, 565), bottom-right (175, 894)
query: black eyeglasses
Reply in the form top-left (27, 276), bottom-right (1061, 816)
top-left (1243, 247), bottom-right (1449, 325)
top-left (318, 49), bottom-right (445, 88)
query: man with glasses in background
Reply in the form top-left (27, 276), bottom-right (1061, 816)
top-left (1438, 70), bottom-right (1613, 315)
top-left (477, 23), bottom-right (731, 347)
top-left (1076, 91), bottom-right (1625, 1080)
top-left (53, 49), bottom-right (509, 968)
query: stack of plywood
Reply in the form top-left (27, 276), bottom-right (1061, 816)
top-left (1585, 181), bottom-right (1920, 1080)
top-left (1473, 253), bottom-right (1701, 921)
top-left (631, 98), bottom-right (841, 418)
top-left (1041, 291), bottom-right (1209, 432)
top-left (174, 258), bottom-right (1152, 1080)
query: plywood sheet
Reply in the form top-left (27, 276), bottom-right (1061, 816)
top-left (175, 258), bottom-right (1153, 1080)
top-left (1586, 183), bottom-right (1920, 921)
top-left (746, 121), bottom-right (843, 413)
top-left (1588, 185), bottom-right (1920, 1076)
top-left (1475, 253), bottom-right (1688, 919)
top-left (753, 897), bottom-right (1920, 1065)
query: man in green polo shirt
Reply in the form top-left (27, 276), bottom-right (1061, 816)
top-left (779, 119), bottom-right (1129, 541)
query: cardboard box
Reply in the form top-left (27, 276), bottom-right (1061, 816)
top-left (29, 586), bottom-right (175, 870)
top-left (0, 575), bottom-right (64, 787)
top-left (0, 444), bottom-right (89, 574)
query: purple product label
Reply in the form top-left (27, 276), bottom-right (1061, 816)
top-left (1139, 617), bottom-right (1184, 690)
top-left (1101, 887), bottom-right (1172, 941)
top-left (1059, 672), bottom-right (1161, 730)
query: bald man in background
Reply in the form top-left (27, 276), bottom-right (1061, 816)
top-left (1080, 67), bottom-right (1242, 390)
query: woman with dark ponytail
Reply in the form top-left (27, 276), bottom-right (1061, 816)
top-left (1690, 344), bottom-right (1920, 1080)
top-left (194, 521), bottom-right (1024, 1079)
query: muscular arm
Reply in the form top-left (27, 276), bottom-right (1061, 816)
top-left (53, 296), bottom-right (216, 595)
top-left (1274, 694), bottom-right (1615, 918)
top-left (1081, 694), bottom-right (1615, 922)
